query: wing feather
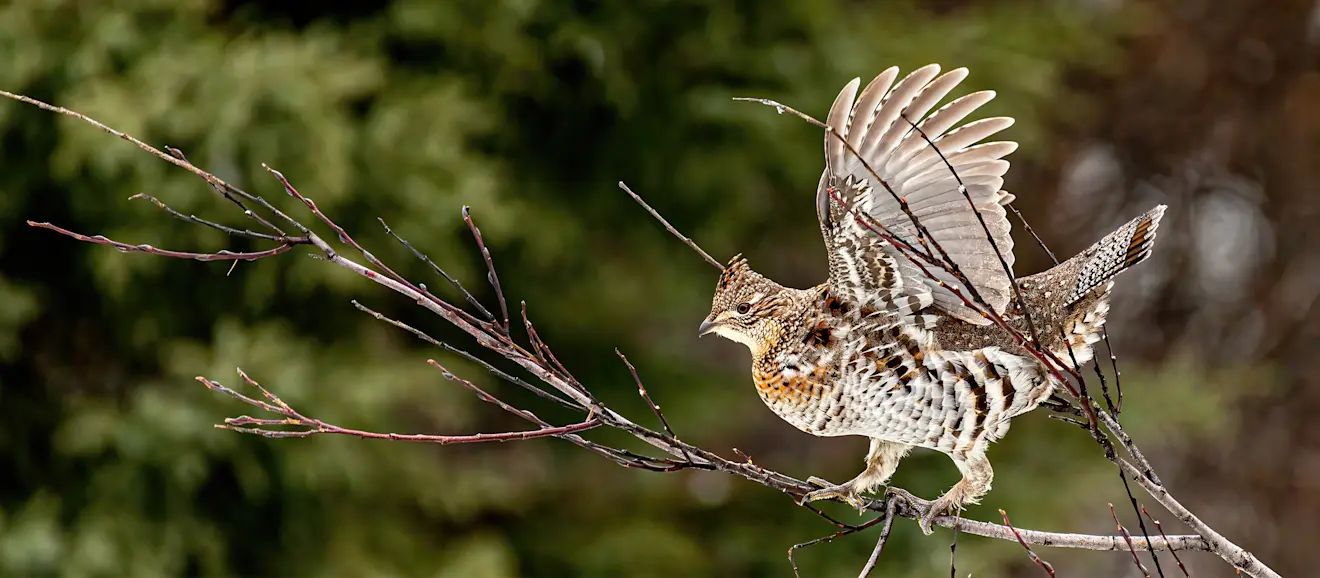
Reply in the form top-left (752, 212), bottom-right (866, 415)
top-left (816, 65), bottom-right (1019, 325)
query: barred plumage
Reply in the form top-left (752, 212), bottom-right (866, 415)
top-left (700, 64), bottom-right (1167, 534)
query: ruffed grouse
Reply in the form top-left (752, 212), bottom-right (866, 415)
top-left (699, 64), bottom-right (1165, 533)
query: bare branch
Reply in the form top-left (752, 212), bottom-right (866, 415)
top-left (462, 206), bottom-right (510, 331)
top-left (27, 221), bottom-right (306, 261)
top-left (1143, 505), bottom-right (1190, 577)
top-left (197, 369), bottom-right (600, 442)
top-left (1118, 459), bottom-right (1279, 578)
top-left (1000, 509), bottom-right (1055, 577)
top-left (615, 349), bottom-right (683, 445)
top-left (378, 217), bottom-right (495, 324)
top-left (856, 499), bottom-right (898, 578)
top-left (129, 193), bottom-right (287, 242)
top-left (617, 181), bottom-right (723, 270)
top-left (1111, 502), bottom-right (1153, 578)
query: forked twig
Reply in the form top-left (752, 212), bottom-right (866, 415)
top-left (789, 513), bottom-right (889, 578)
top-left (198, 369), bottom-right (600, 442)
top-left (28, 221), bottom-right (307, 261)
top-left (129, 193), bottom-right (287, 242)
top-left (378, 217), bottom-right (496, 325)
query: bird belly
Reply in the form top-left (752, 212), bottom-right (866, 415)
top-left (823, 348), bottom-right (1055, 456)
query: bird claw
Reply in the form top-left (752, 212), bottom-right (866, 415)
top-left (883, 487), bottom-right (946, 536)
top-left (798, 476), bottom-right (869, 514)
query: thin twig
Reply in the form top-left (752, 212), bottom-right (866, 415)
top-left (789, 514), bottom-right (889, 578)
top-left (617, 181), bottom-right (723, 269)
top-left (1000, 509), bottom-right (1055, 577)
top-left (856, 498), bottom-right (899, 578)
top-left (1102, 329), bottom-right (1126, 413)
top-left (1111, 502), bottom-right (1153, 578)
top-left (462, 206), bottom-right (510, 331)
top-left (732, 98), bottom-right (942, 264)
top-left (1008, 203), bottom-right (1058, 264)
top-left (350, 300), bottom-right (578, 410)
top-left (950, 522), bottom-right (959, 578)
top-left (616, 349), bottom-right (685, 458)
top-left (197, 370), bottom-right (599, 442)
top-left (378, 217), bottom-right (496, 324)
top-left (1142, 505), bottom-right (1190, 577)
top-left (129, 193), bottom-right (287, 242)
top-left (27, 221), bottom-right (305, 261)
top-left (1121, 470), bottom-right (1167, 577)
top-left (164, 147), bottom-right (288, 236)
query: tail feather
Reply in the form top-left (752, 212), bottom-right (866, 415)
top-left (1064, 205), bottom-right (1167, 306)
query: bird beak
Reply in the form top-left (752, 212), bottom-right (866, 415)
top-left (698, 318), bottom-right (718, 337)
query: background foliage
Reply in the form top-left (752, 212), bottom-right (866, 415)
top-left (2, 0), bottom-right (1315, 576)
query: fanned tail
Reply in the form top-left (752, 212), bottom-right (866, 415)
top-left (1040, 204), bottom-right (1166, 366)
top-left (1064, 204), bottom-right (1167, 307)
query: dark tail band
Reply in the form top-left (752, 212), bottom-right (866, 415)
top-left (1065, 205), bottom-right (1167, 306)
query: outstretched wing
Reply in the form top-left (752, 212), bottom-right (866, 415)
top-left (819, 174), bottom-right (936, 328)
top-left (817, 65), bottom-right (1018, 325)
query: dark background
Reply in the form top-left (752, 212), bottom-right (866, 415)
top-left (1, 0), bottom-right (1316, 575)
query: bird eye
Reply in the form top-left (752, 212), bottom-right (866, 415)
top-left (736, 303), bottom-right (751, 314)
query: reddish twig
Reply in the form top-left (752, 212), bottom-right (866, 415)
top-left (1143, 505), bottom-right (1190, 577)
top-left (1112, 502), bottom-right (1153, 578)
top-left (27, 221), bottom-right (305, 261)
top-left (462, 206), bottom-right (510, 331)
top-left (197, 369), bottom-right (600, 442)
top-left (1000, 509), bottom-right (1055, 577)
top-left (616, 349), bottom-right (683, 445)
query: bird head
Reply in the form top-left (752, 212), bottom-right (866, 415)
top-left (699, 254), bottom-right (788, 355)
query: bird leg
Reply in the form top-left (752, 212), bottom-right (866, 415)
top-left (798, 439), bottom-right (910, 514)
top-left (905, 453), bottom-right (995, 535)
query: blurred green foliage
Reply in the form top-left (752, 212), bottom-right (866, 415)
top-left (0, 0), bottom-right (1265, 576)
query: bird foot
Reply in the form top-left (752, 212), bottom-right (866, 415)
top-left (883, 487), bottom-right (954, 536)
top-left (798, 476), bottom-right (871, 514)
